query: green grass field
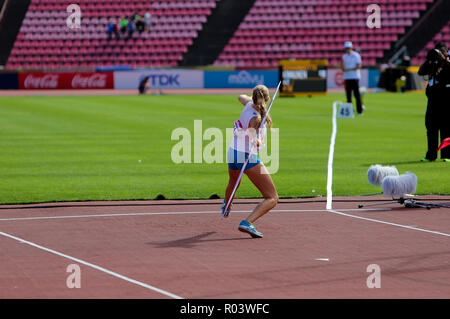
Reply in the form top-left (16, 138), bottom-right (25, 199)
top-left (0, 92), bottom-right (448, 204)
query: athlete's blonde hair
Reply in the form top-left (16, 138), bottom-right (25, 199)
top-left (252, 85), bottom-right (272, 129)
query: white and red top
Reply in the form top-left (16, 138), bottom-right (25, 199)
top-left (230, 102), bottom-right (266, 154)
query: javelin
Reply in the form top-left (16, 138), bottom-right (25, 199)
top-left (223, 81), bottom-right (282, 217)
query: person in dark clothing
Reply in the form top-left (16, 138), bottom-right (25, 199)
top-left (418, 41), bottom-right (450, 162)
top-left (134, 13), bottom-right (146, 34)
top-left (127, 17), bottom-right (135, 39)
top-left (138, 76), bottom-right (163, 95)
top-left (139, 76), bottom-right (150, 95)
top-left (107, 18), bottom-right (120, 40)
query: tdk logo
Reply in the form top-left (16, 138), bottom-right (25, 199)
top-left (145, 74), bottom-right (180, 86)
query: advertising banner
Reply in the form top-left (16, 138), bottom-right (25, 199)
top-left (368, 69), bottom-right (381, 88)
top-left (114, 69), bottom-right (204, 89)
top-left (204, 70), bottom-right (278, 88)
top-left (18, 72), bottom-right (114, 89)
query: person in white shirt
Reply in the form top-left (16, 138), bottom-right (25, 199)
top-left (341, 41), bottom-right (364, 115)
top-left (145, 12), bottom-right (152, 31)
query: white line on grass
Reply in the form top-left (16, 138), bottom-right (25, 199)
top-left (0, 208), bottom-right (391, 222)
top-left (326, 102), bottom-right (339, 210)
top-left (327, 209), bottom-right (450, 238)
top-left (0, 231), bottom-right (183, 299)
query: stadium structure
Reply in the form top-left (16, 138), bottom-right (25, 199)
top-left (0, 0), bottom-right (448, 73)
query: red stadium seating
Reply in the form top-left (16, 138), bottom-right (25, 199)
top-left (6, 0), bottom-right (442, 70)
top-left (215, 0), bottom-right (433, 68)
top-left (6, 0), bottom-right (216, 70)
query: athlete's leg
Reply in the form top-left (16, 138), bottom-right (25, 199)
top-left (224, 168), bottom-right (241, 206)
top-left (244, 163), bottom-right (278, 223)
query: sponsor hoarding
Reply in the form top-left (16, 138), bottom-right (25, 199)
top-left (114, 69), bottom-right (204, 89)
top-left (204, 70), bottom-right (278, 88)
top-left (368, 69), bottom-right (381, 88)
top-left (18, 72), bottom-right (114, 89)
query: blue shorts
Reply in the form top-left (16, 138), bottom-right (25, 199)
top-left (227, 148), bottom-right (261, 171)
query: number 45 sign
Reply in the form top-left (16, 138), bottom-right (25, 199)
top-left (337, 102), bottom-right (354, 118)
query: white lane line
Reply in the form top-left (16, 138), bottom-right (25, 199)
top-left (327, 209), bottom-right (450, 238)
top-left (326, 102), bottom-right (339, 210)
top-left (0, 208), bottom-right (391, 222)
top-left (0, 211), bottom-right (216, 221)
top-left (0, 230), bottom-right (183, 299)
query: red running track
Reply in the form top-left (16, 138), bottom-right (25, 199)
top-left (0, 197), bottom-right (449, 299)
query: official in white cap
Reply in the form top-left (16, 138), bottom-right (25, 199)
top-left (341, 41), bottom-right (364, 115)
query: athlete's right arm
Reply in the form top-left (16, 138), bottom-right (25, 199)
top-left (238, 95), bottom-right (252, 106)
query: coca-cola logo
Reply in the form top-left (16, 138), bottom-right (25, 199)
top-left (24, 74), bottom-right (59, 89)
top-left (20, 72), bottom-right (113, 90)
top-left (71, 74), bottom-right (107, 88)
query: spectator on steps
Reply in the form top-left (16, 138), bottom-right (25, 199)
top-left (145, 12), bottom-right (152, 31)
top-left (135, 13), bottom-right (146, 34)
top-left (107, 18), bottom-right (120, 40)
top-left (127, 16), bottom-right (135, 39)
top-left (119, 15), bottom-right (128, 35)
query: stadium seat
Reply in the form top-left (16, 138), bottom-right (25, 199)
top-left (5, 0), bottom-right (441, 70)
top-left (6, 0), bottom-right (217, 70)
top-left (215, 0), bottom-right (432, 68)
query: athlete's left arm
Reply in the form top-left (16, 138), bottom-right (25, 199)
top-left (238, 95), bottom-right (252, 106)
